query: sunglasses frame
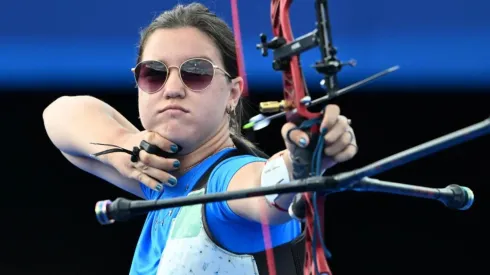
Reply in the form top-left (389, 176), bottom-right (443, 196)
top-left (131, 57), bottom-right (232, 94)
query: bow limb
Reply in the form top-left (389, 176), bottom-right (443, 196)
top-left (276, 0), bottom-right (320, 122)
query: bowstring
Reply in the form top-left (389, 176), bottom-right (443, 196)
top-left (230, 1), bottom-right (277, 275)
top-left (309, 124), bottom-right (333, 274)
top-left (230, 0), bottom-right (248, 97)
top-left (259, 199), bottom-right (278, 275)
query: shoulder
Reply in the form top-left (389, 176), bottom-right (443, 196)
top-left (207, 153), bottom-right (266, 193)
top-left (204, 152), bottom-right (265, 224)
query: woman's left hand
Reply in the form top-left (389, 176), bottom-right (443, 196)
top-left (281, 104), bottom-right (358, 171)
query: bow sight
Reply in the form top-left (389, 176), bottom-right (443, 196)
top-left (256, 0), bottom-right (356, 91)
top-left (243, 0), bottom-right (398, 131)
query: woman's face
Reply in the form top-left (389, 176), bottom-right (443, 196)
top-left (137, 27), bottom-right (242, 153)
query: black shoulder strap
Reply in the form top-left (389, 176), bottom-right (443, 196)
top-left (191, 149), bottom-right (241, 192)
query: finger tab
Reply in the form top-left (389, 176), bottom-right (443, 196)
top-left (140, 140), bottom-right (177, 157)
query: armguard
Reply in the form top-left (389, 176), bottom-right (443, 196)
top-left (261, 155), bottom-right (291, 211)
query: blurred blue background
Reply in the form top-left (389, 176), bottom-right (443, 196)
top-left (0, 0), bottom-right (488, 92)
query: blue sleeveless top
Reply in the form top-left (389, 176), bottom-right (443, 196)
top-left (129, 148), bottom-right (302, 274)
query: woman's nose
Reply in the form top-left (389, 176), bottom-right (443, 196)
top-left (162, 68), bottom-right (185, 98)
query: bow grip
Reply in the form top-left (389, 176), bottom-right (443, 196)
top-left (287, 117), bottom-right (322, 180)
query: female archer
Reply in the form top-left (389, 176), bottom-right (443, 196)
top-left (42, 3), bottom-right (358, 274)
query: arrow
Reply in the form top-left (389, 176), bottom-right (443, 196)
top-left (243, 65), bottom-right (400, 131)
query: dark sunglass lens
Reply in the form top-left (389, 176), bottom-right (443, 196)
top-left (136, 61), bottom-right (168, 93)
top-left (180, 59), bottom-right (214, 90)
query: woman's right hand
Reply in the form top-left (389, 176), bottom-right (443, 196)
top-left (106, 131), bottom-right (181, 192)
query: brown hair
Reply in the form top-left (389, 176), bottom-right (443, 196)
top-left (136, 2), bottom-right (268, 158)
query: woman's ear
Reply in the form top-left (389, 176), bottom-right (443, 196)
top-left (228, 76), bottom-right (244, 107)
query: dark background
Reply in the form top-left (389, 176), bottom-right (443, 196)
top-left (1, 0), bottom-right (489, 274)
top-left (0, 85), bottom-right (488, 275)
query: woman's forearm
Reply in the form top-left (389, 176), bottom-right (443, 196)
top-left (42, 95), bottom-right (140, 164)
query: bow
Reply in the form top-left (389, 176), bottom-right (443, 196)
top-left (231, 1), bottom-right (398, 274)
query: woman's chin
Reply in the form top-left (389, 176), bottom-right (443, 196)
top-left (152, 125), bottom-right (193, 144)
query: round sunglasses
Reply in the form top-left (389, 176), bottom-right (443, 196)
top-left (132, 58), bottom-right (231, 94)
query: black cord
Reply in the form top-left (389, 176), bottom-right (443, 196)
top-left (90, 142), bottom-right (141, 163)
